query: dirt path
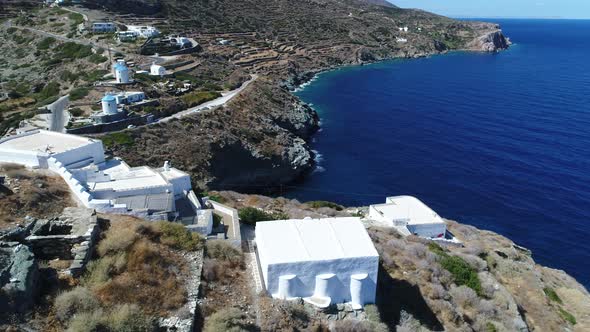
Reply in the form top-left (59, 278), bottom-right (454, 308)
top-left (241, 225), bottom-right (263, 327)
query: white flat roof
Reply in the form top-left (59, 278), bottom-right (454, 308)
top-left (89, 165), bottom-right (169, 191)
top-left (373, 196), bottom-right (444, 225)
top-left (160, 167), bottom-right (188, 181)
top-left (255, 217), bottom-right (378, 264)
top-left (0, 130), bottom-right (96, 154)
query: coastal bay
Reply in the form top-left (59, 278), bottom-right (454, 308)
top-left (289, 19), bottom-right (590, 289)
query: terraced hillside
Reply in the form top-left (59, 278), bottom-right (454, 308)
top-left (93, 0), bottom-right (507, 79)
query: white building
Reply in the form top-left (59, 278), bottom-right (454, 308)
top-left (114, 60), bottom-right (130, 84)
top-left (0, 130), bottom-right (212, 234)
top-left (398, 26), bottom-right (409, 32)
top-left (114, 91), bottom-right (145, 105)
top-left (0, 130), bottom-right (104, 169)
top-left (126, 25), bottom-right (160, 38)
top-left (396, 37), bottom-right (408, 43)
top-left (101, 94), bottom-right (118, 115)
top-left (92, 22), bottom-right (116, 33)
top-left (368, 196), bottom-right (447, 238)
top-left (117, 31), bottom-right (137, 42)
top-left (255, 217), bottom-right (379, 309)
top-left (150, 63), bottom-right (166, 77)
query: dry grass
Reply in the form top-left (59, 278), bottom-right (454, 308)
top-left (84, 219), bottom-right (192, 316)
top-left (203, 307), bottom-right (256, 332)
top-left (28, 216), bottom-right (196, 331)
top-left (0, 165), bottom-right (73, 229)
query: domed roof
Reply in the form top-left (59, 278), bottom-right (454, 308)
top-left (102, 94), bottom-right (116, 102)
top-left (114, 62), bottom-right (128, 71)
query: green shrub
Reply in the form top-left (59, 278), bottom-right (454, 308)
top-left (206, 240), bottom-right (243, 266)
top-left (37, 37), bottom-right (56, 50)
top-left (154, 221), bottom-right (204, 251)
top-left (55, 42), bottom-right (93, 59)
top-left (69, 107), bottom-right (83, 117)
top-left (213, 213), bottom-right (222, 228)
top-left (485, 322), bottom-right (498, 332)
top-left (173, 72), bottom-right (202, 84)
top-left (83, 69), bottom-right (108, 83)
top-left (440, 255), bottom-right (482, 296)
top-left (543, 287), bottom-right (562, 304)
top-left (238, 207), bottom-right (288, 226)
top-left (68, 12), bottom-right (84, 25)
top-left (202, 82), bottom-right (223, 91)
top-left (37, 81), bottom-right (60, 101)
top-left (429, 242), bottom-right (483, 296)
top-left (306, 200), bottom-right (343, 211)
top-left (558, 308), bottom-right (576, 325)
top-left (208, 194), bottom-right (227, 204)
top-left (88, 53), bottom-right (108, 64)
top-left (181, 91), bottom-right (221, 108)
top-left (54, 287), bottom-right (100, 322)
top-left (101, 132), bottom-right (134, 147)
top-left (69, 87), bottom-right (89, 101)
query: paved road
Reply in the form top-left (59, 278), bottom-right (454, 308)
top-left (160, 74), bottom-right (258, 122)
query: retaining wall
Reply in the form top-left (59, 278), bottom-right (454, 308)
top-left (208, 200), bottom-right (241, 247)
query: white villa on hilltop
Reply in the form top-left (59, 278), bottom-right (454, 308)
top-left (255, 217), bottom-right (379, 309)
top-left (0, 130), bottom-right (212, 234)
top-left (369, 196), bottom-right (447, 238)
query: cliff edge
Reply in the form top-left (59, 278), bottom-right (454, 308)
top-left (208, 191), bottom-right (590, 331)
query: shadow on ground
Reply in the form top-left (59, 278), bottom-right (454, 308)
top-left (376, 265), bottom-right (444, 331)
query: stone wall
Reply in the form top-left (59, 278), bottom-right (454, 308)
top-left (24, 208), bottom-right (100, 277)
top-left (66, 114), bottom-right (152, 135)
top-left (159, 249), bottom-right (204, 332)
top-left (208, 200), bottom-right (241, 247)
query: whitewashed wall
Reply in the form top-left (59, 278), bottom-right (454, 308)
top-left (90, 183), bottom-right (174, 200)
top-left (368, 205), bottom-right (393, 226)
top-left (53, 141), bottom-right (105, 168)
top-left (261, 256), bottom-right (379, 307)
top-left (408, 223), bottom-right (447, 238)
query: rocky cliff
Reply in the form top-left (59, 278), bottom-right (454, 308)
top-left (468, 28), bottom-right (511, 52)
top-left (103, 78), bottom-right (319, 191)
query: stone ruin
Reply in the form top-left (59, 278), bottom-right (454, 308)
top-left (25, 208), bottom-right (99, 277)
top-left (0, 208), bottom-right (99, 314)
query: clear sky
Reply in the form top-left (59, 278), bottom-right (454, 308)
top-left (391, 0), bottom-right (590, 19)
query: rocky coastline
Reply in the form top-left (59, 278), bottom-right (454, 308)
top-left (103, 1), bottom-right (511, 192)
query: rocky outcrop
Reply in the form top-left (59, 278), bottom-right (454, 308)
top-left (105, 78), bottom-right (319, 192)
top-left (0, 242), bottom-right (39, 314)
top-left (467, 29), bottom-right (511, 52)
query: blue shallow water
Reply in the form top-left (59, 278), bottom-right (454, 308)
top-left (288, 19), bottom-right (590, 288)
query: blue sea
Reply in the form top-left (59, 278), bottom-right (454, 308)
top-left (289, 19), bottom-right (590, 289)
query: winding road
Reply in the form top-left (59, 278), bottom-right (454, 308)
top-left (159, 74), bottom-right (258, 123)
